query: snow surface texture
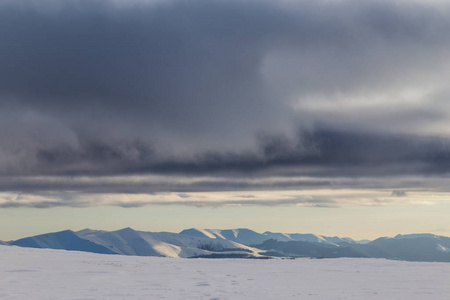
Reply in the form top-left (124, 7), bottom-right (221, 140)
top-left (2, 245), bottom-right (450, 300)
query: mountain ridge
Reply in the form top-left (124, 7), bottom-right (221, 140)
top-left (4, 228), bottom-right (450, 262)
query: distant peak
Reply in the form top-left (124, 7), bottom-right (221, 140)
top-left (395, 233), bottom-right (438, 239)
top-left (118, 227), bottom-right (136, 232)
top-left (56, 229), bottom-right (74, 234)
top-left (180, 228), bottom-right (200, 232)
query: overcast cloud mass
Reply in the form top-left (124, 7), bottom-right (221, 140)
top-left (2, 0), bottom-right (450, 208)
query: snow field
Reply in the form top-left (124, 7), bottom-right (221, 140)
top-left (1, 245), bottom-right (450, 299)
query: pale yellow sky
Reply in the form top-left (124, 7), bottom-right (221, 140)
top-left (1, 201), bottom-right (450, 241)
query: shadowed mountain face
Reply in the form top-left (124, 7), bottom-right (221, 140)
top-left (256, 239), bottom-right (367, 259)
top-left (353, 235), bottom-right (450, 262)
top-left (263, 232), bottom-right (356, 246)
top-left (5, 229), bottom-right (450, 262)
top-left (11, 230), bottom-right (116, 255)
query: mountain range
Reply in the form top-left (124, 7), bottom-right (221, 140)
top-left (2, 228), bottom-right (450, 262)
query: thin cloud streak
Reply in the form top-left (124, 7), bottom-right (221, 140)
top-left (0, 189), bottom-right (446, 209)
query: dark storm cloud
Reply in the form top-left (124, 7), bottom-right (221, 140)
top-left (14, 128), bottom-right (450, 178)
top-left (0, 0), bottom-right (286, 147)
top-left (2, 0), bottom-right (450, 202)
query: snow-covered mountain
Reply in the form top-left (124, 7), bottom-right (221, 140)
top-left (4, 228), bottom-right (450, 262)
top-left (394, 233), bottom-right (450, 244)
top-left (180, 228), bottom-right (270, 245)
top-left (356, 234), bottom-right (450, 262)
top-left (78, 227), bottom-right (259, 258)
top-left (8, 228), bottom-right (261, 258)
top-left (393, 234), bottom-right (450, 254)
top-left (257, 239), bottom-right (368, 258)
top-left (263, 232), bottom-right (356, 246)
top-left (11, 230), bottom-right (116, 255)
top-left (180, 229), bottom-right (357, 246)
top-left (253, 233), bottom-right (450, 262)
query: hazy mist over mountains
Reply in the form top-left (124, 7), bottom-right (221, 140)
top-left (3, 227), bottom-right (450, 262)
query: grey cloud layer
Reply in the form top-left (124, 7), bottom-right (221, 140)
top-left (6, 129), bottom-right (450, 178)
top-left (2, 0), bottom-right (450, 201)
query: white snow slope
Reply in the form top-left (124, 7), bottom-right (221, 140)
top-left (77, 228), bottom-right (259, 258)
top-left (2, 245), bottom-right (450, 300)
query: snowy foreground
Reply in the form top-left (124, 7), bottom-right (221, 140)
top-left (1, 245), bottom-right (450, 300)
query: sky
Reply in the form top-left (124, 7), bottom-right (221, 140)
top-left (2, 0), bottom-right (450, 241)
